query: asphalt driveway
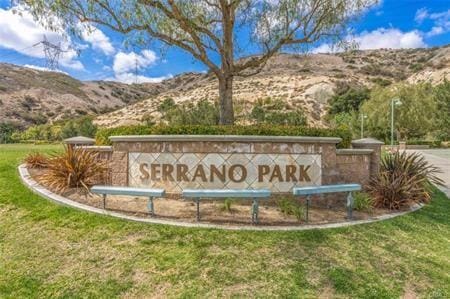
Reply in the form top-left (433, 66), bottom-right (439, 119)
top-left (408, 149), bottom-right (450, 198)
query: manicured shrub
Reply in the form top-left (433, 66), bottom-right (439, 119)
top-left (39, 146), bottom-right (107, 192)
top-left (24, 152), bottom-right (49, 168)
top-left (368, 151), bottom-right (443, 210)
top-left (96, 124), bottom-right (352, 148)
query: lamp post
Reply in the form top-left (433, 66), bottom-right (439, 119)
top-left (360, 113), bottom-right (367, 139)
top-left (391, 98), bottom-right (402, 147)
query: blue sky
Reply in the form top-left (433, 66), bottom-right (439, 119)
top-left (0, 0), bottom-right (448, 83)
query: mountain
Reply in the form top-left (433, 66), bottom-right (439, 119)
top-left (95, 45), bottom-right (450, 128)
top-left (1, 45), bottom-right (449, 129)
top-left (0, 63), bottom-right (172, 128)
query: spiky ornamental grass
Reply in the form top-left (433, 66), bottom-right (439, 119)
top-left (39, 146), bottom-right (107, 193)
top-left (24, 152), bottom-right (49, 168)
top-left (369, 151), bottom-right (444, 210)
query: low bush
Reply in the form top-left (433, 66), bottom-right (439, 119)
top-left (39, 146), bottom-right (107, 193)
top-left (24, 152), bottom-right (49, 168)
top-left (277, 197), bottom-right (305, 221)
top-left (220, 198), bottom-right (235, 213)
top-left (406, 140), bottom-right (442, 148)
top-left (353, 192), bottom-right (374, 213)
top-left (96, 124), bottom-right (352, 148)
top-left (368, 151), bottom-right (443, 210)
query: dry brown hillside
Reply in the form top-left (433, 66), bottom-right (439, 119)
top-left (1, 45), bottom-right (449, 129)
top-left (0, 63), bottom-right (172, 127)
top-left (95, 46), bottom-right (450, 128)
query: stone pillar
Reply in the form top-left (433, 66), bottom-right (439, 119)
top-left (110, 151), bottom-right (128, 186)
top-left (63, 136), bottom-right (95, 149)
top-left (351, 138), bottom-right (384, 178)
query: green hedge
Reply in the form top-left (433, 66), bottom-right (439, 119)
top-left (406, 140), bottom-right (442, 148)
top-left (96, 124), bottom-right (352, 148)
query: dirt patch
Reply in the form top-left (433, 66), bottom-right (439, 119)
top-left (29, 168), bottom-right (399, 227)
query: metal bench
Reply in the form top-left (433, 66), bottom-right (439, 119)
top-left (292, 184), bottom-right (361, 222)
top-left (90, 185), bottom-right (165, 216)
top-left (182, 189), bottom-right (271, 224)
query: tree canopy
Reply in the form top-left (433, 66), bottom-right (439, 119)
top-left (20, 0), bottom-right (376, 124)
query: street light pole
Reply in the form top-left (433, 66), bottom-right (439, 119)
top-left (360, 113), bottom-right (367, 139)
top-left (391, 98), bottom-right (401, 147)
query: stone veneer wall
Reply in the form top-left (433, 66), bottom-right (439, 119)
top-left (106, 135), bottom-right (383, 192)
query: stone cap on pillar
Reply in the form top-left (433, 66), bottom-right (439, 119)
top-left (352, 138), bottom-right (384, 146)
top-left (64, 136), bottom-right (95, 145)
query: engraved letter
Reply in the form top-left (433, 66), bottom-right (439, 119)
top-left (162, 164), bottom-right (175, 181)
top-left (269, 165), bottom-right (284, 182)
top-left (229, 164), bottom-right (247, 183)
top-left (150, 164), bottom-right (161, 181)
top-left (285, 165), bottom-right (298, 182)
top-left (299, 165), bottom-right (311, 182)
top-left (139, 163), bottom-right (149, 180)
top-left (176, 164), bottom-right (189, 181)
top-left (258, 165), bottom-right (270, 182)
top-left (210, 165), bottom-right (226, 182)
top-left (192, 164), bottom-right (207, 182)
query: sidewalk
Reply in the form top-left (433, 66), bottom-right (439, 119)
top-left (407, 150), bottom-right (450, 198)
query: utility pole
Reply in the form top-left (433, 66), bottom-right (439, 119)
top-left (134, 57), bottom-right (139, 84)
top-left (41, 35), bottom-right (65, 70)
top-left (39, 35), bottom-right (80, 70)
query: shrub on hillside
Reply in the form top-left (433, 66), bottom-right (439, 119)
top-left (328, 86), bottom-right (370, 115)
top-left (95, 124), bottom-right (352, 148)
top-left (250, 98), bottom-right (307, 126)
top-left (368, 151), bottom-right (443, 210)
top-left (39, 146), bottom-right (107, 193)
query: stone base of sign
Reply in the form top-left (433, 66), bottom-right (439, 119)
top-left (18, 164), bottom-right (423, 231)
top-left (106, 135), bottom-right (383, 196)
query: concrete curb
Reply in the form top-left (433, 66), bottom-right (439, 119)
top-left (18, 164), bottom-right (423, 231)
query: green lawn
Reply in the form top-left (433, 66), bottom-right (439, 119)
top-left (0, 144), bottom-right (449, 298)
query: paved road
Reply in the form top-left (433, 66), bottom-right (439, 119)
top-left (407, 149), bottom-right (450, 198)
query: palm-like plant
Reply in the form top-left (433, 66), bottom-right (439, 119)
top-left (368, 151), bottom-right (443, 210)
top-left (39, 146), bottom-right (107, 193)
top-left (24, 152), bottom-right (49, 168)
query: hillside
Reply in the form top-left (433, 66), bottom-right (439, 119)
top-left (0, 63), bottom-right (172, 128)
top-left (1, 45), bottom-right (449, 129)
top-left (95, 46), bottom-right (450, 128)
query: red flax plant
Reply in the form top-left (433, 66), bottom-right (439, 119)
top-left (24, 152), bottom-right (49, 168)
top-left (39, 146), bottom-right (107, 193)
top-left (368, 151), bottom-right (444, 210)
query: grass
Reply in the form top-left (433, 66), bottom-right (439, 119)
top-left (0, 144), bottom-right (449, 298)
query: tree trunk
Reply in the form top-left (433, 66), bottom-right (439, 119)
top-left (218, 75), bottom-right (234, 125)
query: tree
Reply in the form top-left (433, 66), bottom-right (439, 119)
top-left (0, 122), bottom-right (18, 144)
top-left (61, 121), bottom-right (78, 139)
top-left (328, 86), bottom-right (370, 115)
top-left (77, 116), bottom-right (98, 137)
top-left (432, 80), bottom-right (450, 141)
top-left (21, 0), bottom-right (375, 124)
top-left (361, 84), bottom-right (438, 141)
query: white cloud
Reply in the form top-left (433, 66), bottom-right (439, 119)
top-left (110, 73), bottom-right (172, 84)
top-left (80, 24), bottom-right (115, 55)
top-left (415, 7), bottom-right (450, 37)
top-left (109, 50), bottom-right (169, 83)
top-left (415, 7), bottom-right (428, 23)
top-left (0, 6), bottom-right (84, 70)
top-left (112, 50), bottom-right (158, 74)
top-left (23, 64), bottom-right (68, 74)
top-left (427, 26), bottom-right (444, 37)
top-left (313, 28), bottom-right (426, 53)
